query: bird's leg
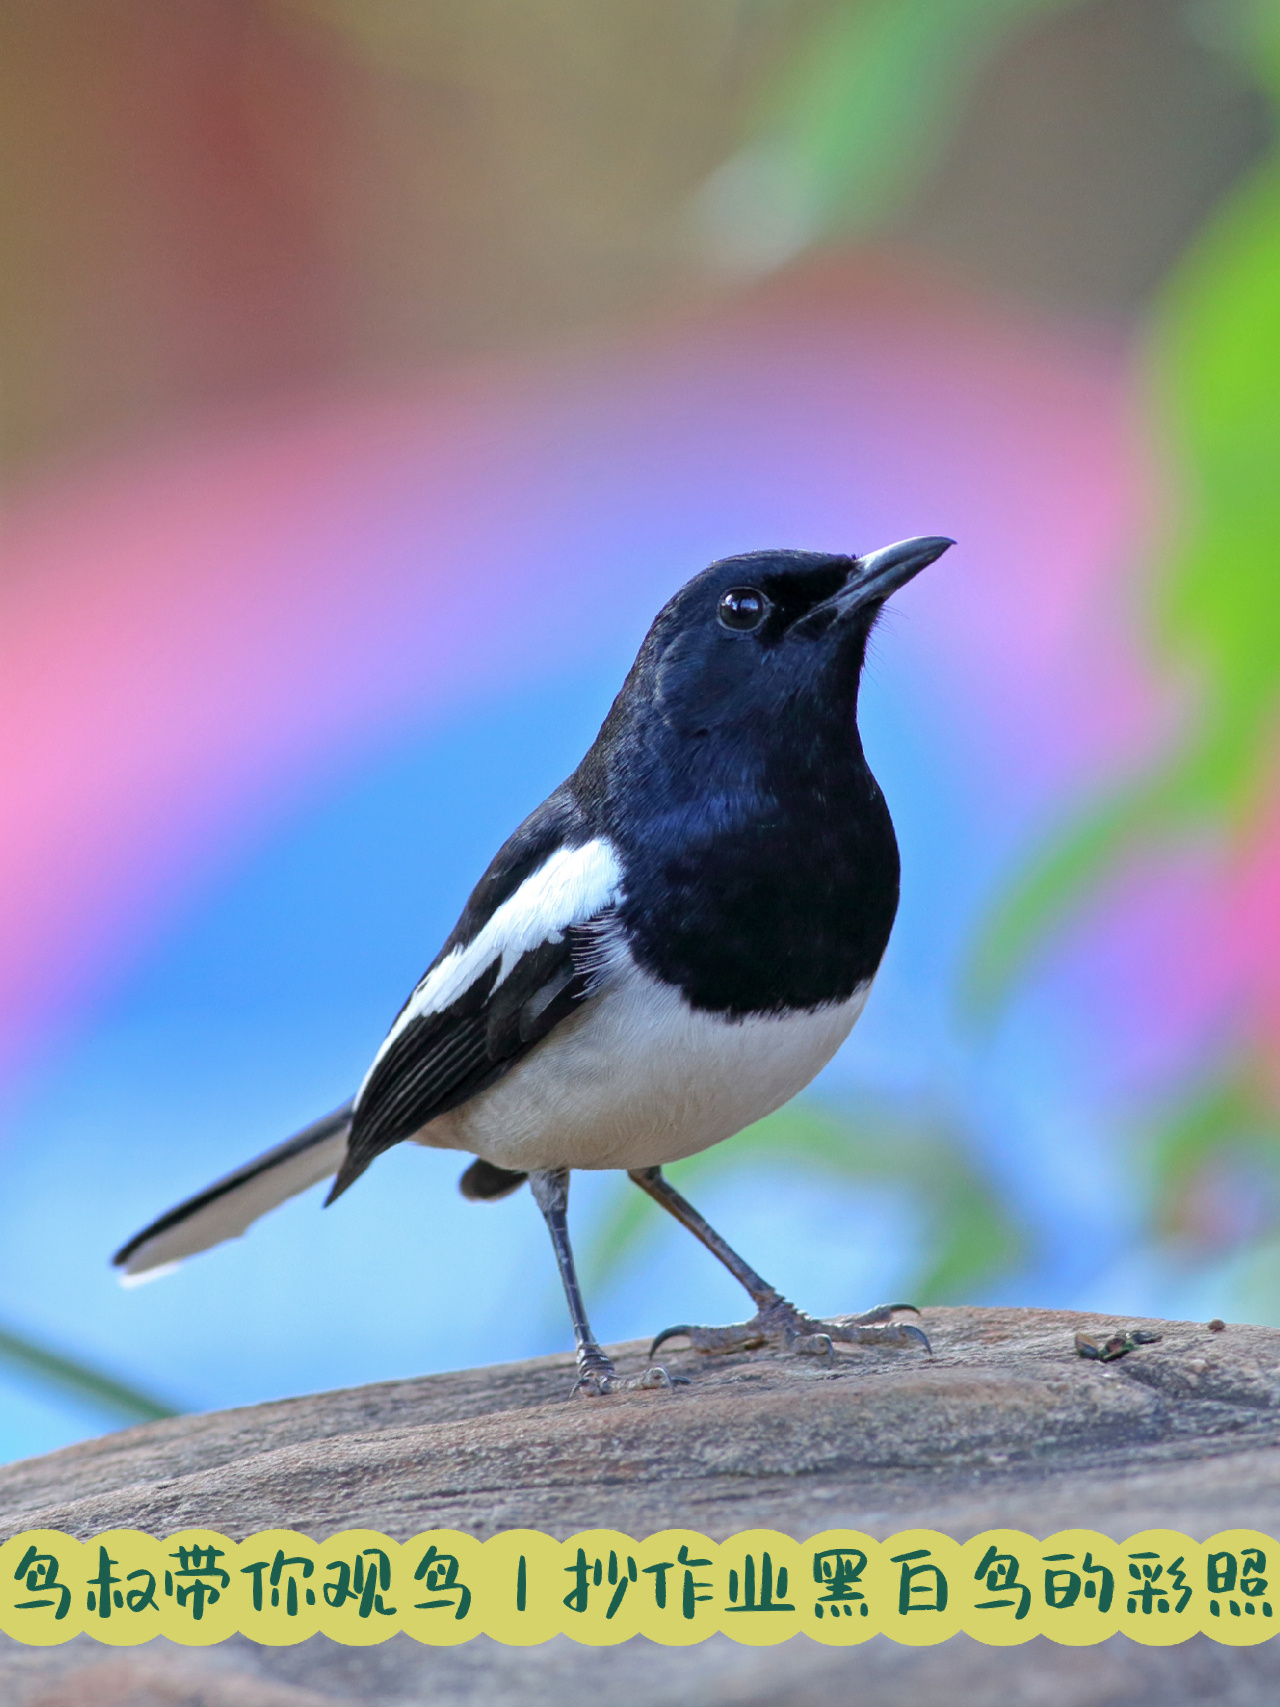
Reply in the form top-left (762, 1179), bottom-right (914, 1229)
top-left (528, 1169), bottom-right (676, 1397)
top-left (629, 1166), bottom-right (931, 1361)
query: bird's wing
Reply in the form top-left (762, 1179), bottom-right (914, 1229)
top-left (112, 786), bottom-right (620, 1281)
top-left (335, 812), bottom-right (622, 1196)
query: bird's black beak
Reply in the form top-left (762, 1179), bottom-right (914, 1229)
top-left (836, 535), bottom-right (953, 612)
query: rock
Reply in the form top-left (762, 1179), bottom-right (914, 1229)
top-left (2, 1305), bottom-right (1279, 1703)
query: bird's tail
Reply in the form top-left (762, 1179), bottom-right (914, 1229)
top-left (111, 1100), bottom-right (355, 1283)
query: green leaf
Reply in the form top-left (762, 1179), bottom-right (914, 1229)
top-left (0, 1322), bottom-right (179, 1426)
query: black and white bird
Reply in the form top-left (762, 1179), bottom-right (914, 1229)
top-left (115, 536), bottom-right (951, 1394)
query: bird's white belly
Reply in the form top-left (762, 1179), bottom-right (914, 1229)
top-left (419, 964), bottom-right (872, 1172)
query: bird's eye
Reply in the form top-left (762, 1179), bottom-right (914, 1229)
top-left (717, 587), bottom-right (769, 632)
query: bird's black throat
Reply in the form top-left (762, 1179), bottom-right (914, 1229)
top-left (587, 734), bottom-right (899, 1018)
top-left (572, 549), bottom-right (902, 1018)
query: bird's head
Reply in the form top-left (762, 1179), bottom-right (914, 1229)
top-left (577, 536), bottom-right (951, 844)
top-left (635, 537), bottom-right (952, 745)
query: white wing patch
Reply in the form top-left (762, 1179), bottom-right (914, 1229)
top-left (358, 837), bottom-right (623, 1099)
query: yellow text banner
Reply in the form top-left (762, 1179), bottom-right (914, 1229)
top-left (0, 1527), bottom-right (1272, 1646)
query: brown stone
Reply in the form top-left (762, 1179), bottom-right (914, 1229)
top-left (3, 1305), bottom-right (1279, 1703)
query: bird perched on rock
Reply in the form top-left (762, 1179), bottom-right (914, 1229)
top-left (115, 537), bottom-right (951, 1394)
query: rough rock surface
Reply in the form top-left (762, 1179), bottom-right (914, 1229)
top-left (2, 1305), bottom-right (1279, 1703)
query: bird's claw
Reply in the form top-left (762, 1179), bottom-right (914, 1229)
top-left (847, 1301), bottom-right (922, 1326)
top-left (650, 1299), bottom-right (931, 1361)
top-left (832, 1318), bottom-right (933, 1354)
top-left (570, 1348), bottom-right (684, 1397)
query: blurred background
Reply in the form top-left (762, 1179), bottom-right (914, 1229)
top-left (2, 0), bottom-right (1280, 1460)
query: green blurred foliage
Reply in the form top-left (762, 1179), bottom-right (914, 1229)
top-left (968, 152), bottom-right (1280, 1004)
top-left (0, 1321), bottom-right (177, 1427)
top-left (697, 0), bottom-right (1072, 270)
top-left (965, 0), bottom-right (1280, 1308)
top-left (760, 0), bottom-right (1073, 231)
top-left (971, 1), bottom-right (1280, 1008)
top-left (1133, 1051), bottom-right (1280, 1322)
top-left (1147, 1057), bottom-right (1280, 1243)
top-left (584, 1098), bottom-right (1024, 1308)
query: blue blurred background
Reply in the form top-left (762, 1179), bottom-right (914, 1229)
top-left (4, 0), bottom-right (1280, 1461)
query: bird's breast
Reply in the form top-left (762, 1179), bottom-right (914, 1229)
top-left (425, 953), bottom-right (872, 1173)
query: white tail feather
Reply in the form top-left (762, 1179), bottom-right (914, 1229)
top-left (114, 1108), bottom-right (352, 1280)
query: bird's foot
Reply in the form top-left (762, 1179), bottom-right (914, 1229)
top-left (649, 1298), bottom-right (931, 1361)
top-left (570, 1342), bottom-right (683, 1398)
